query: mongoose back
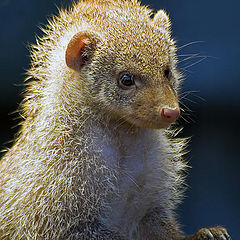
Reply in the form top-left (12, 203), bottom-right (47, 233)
top-left (0, 0), bottom-right (231, 239)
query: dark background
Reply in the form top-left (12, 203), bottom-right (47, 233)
top-left (0, 0), bottom-right (239, 238)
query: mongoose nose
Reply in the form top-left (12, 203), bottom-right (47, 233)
top-left (161, 107), bottom-right (180, 123)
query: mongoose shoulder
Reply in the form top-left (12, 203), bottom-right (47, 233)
top-left (0, 0), bottom-right (230, 239)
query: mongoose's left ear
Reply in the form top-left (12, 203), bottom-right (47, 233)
top-left (65, 31), bottom-right (99, 71)
top-left (153, 10), bottom-right (171, 31)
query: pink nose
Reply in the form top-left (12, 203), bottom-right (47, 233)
top-left (161, 107), bottom-right (180, 123)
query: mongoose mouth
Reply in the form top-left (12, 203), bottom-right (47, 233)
top-left (124, 107), bottom-right (180, 129)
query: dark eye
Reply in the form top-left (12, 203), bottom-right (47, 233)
top-left (163, 67), bottom-right (171, 79)
top-left (118, 73), bottom-right (135, 89)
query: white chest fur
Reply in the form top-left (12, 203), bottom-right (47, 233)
top-left (91, 125), bottom-right (170, 237)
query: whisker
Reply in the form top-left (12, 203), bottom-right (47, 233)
top-left (179, 115), bottom-right (191, 124)
top-left (181, 97), bottom-right (198, 105)
top-left (181, 69), bottom-right (193, 74)
top-left (180, 102), bottom-right (192, 113)
top-left (178, 54), bottom-right (198, 57)
top-left (178, 41), bottom-right (205, 50)
top-left (180, 91), bottom-right (206, 104)
top-left (178, 53), bottom-right (201, 64)
top-left (181, 56), bottom-right (207, 70)
top-left (179, 90), bottom-right (200, 96)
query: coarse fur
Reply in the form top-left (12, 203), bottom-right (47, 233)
top-left (0, 0), bottom-right (230, 240)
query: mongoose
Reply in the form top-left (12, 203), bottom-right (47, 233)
top-left (0, 0), bottom-right (231, 239)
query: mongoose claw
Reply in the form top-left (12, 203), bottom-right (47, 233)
top-left (189, 226), bottom-right (231, 240)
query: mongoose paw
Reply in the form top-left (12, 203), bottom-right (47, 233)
top-left (191, 226), bottom-right (231, 240)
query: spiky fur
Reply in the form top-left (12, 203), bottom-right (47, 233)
top-left (0, 0), bottom-right (188, 239)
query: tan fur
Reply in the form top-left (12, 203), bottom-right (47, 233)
top-left (0, 0), bottom-right (230, 240)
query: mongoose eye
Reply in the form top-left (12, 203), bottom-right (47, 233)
top-left (163, 67), bottom-right (171, 79)
top-left (118, 73), bottom-right (136, 90)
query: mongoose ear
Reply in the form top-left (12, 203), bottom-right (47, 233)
top-left (65, 32), bottom-right (98, 71)
top-left (153, 10), bottom-right (171, 31)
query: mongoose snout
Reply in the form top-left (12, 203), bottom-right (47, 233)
top-left (161, 107), bottom-right (180, 123)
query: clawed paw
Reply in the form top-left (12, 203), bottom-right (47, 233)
top-left (193, 226), bottom-right (231, 240)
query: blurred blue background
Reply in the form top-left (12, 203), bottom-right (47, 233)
top-left (0, 0), bottom-right (239, 238)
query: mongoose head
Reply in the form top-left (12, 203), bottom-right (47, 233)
top-left (65, 7), bottom-right (181, 129)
